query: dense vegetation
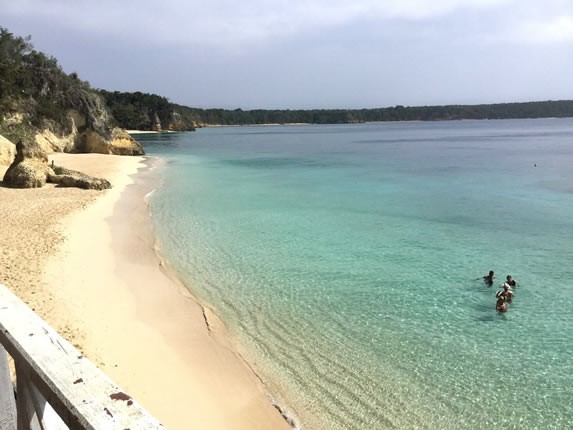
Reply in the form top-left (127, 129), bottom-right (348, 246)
top-left (2, 26), bottom-right (573, 137)
top-left (98, 90), bottom-right (195, 131)
top-left (179, 100), bottom-right (573, 126)
top-left (0, 27), bottom-right (96, 140)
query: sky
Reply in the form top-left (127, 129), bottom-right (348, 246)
top-left (2, 0), bottom-right (573, 109)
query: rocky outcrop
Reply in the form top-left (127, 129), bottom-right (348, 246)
top-left (30, 116), bottom-right (143, 156)
top-left (2, 89), bottom-right (144, 157)
top-left (0, 29), bottom-right (146, 157)
top-left (34, 128), bottom-right (77, 153)
top-left (69, 91), bottom-right (145, 155)
top-left (165, 111), bottom-right (188, 131)
top-left (110, 128), bottom-right (145, 155)
top-left (81, 127), bottom-right (144, 155)
top-left (3, 139), bottom-right (52, 188)
top-left (3, 138), bottom-right (111, 190)
top-left (0, 135), bottom-right (16, 166)
top-left (48, 166), bottom-right (111, 190)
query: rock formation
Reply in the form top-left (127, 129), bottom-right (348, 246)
top-left (3, 138), bottom-right (111, 190)
top-left (3, 139), bottom-right (52, 188)
top-left (2, 82), bottom-right (144, 157)
top-left (81, 127), bottom-right (144, 155)
top-left (0, 135), bottom-right (16, 166)
top-left (48, 166), bottom-right (111, 190)
top-left (0, 28), bottom-right (146, 158)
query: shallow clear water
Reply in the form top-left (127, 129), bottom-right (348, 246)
top-left (139, 119), bottom-right (573, 429)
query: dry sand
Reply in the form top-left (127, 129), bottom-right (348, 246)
top-left (0, 153), bottom-right (291, 430)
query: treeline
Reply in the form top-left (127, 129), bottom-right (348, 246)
top-left (178, 100), bottom-right (573, 126)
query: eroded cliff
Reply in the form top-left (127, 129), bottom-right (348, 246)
top-left (0, 27), bottom-right (144, 159)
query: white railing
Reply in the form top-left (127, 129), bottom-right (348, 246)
top-left (0, 284), bottom-right (164, 429)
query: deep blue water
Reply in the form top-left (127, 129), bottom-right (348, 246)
top-left (137, 119), bottom-right (573, 429)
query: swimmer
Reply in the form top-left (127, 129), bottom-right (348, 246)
top-left (496, 295), bottom-right (508, 312)
top-left (479, 270), bottom-right (495, 287)
top-left (496, 284), bottom-right (514, 304)
top-left (505, 275), bottom-right (517, 287)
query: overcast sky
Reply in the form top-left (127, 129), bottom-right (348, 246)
top-left (2, 0), bottom-right (573, 109)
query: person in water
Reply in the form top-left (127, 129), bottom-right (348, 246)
top-left (496, 294), bottom-right (508, 312)
top-left (482, 270), bottom-right (495, 287)
top-left (496, 284), bottom-right (514, 304)
top-left (505, 275), bottom-right (517, 287)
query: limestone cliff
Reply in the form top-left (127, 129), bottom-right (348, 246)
top-left (1, 91), bottom-right (144, 156)
top-left (0, 27), bottom-right (144, 157)
top-left (98, 90), bottom-right (196, 132)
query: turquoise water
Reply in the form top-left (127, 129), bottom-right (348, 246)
top-left (138, 119), bottom-right (573, 429)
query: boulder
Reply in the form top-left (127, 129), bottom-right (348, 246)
top-left (4, 161), bottom-right (52, 188)
top-left (109, 128), bottom-right (145, 155)
top-left (3, 139), bottom-right (52, 188)
top-left (2, 139), bottom-right (111, 190)
top-left (48, 166), bottom-right (111, 190)
top-left (81, 127), bottom-right (144, 156)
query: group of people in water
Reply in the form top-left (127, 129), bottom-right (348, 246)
top-left (481, 270), bottom-right (518, 312)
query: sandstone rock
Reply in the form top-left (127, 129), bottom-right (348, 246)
top-left (3, 89), bottom-right (145, 157)
top-left (110, 128), bottom-right (145, 155)
top-left (34, 128), bottom-right (77, 154)
top-left (81, 129), bottom-right (110, 154)
top-left (4, 138), bottom-right (114, 190)
top-left (80, 127), bottom-right (144, 156)
top-left (0, 135), bottom-right (16, 166)
top-left (3, 139), bottom-right (52, 188)
top-left (4, 161), bottom-right (51, 188)
top-left (49, 166), bottom-right (112, 190)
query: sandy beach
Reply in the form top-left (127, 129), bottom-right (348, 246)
top-left (0, 153), bottom-right (290, 429)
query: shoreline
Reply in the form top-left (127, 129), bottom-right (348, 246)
top-left (0, 153), bottom-right (291, 429)
top-left (141, 162), bottom-right (299, 428)
top-left (126, 129), bottom-right (179, 134)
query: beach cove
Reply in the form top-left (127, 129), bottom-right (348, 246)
top-left (2, 118), bottom-right (573, 429)
top-left (0, 153), bottom-right (291, 429)
top-left (140, 119), bottom-right (573, 429)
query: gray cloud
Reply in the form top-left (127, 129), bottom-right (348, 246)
top-left (2, 0), bottom-right (572, 108)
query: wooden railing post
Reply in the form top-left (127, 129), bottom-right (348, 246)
top-left (0, 284), bottom-right (164, 429)
top-left (0, 345), bottom-right (17, 430)
top-left (15, 362), bottom-right (68, 430)
top-left (15, 363), bottom-right (42, 430)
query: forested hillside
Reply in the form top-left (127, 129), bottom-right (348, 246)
top-left (180, 100), bottom-right (573, 126)
top-left (0, 27), bottom-right (94, 140)
top-left (98, 90), bottom-right (195, 131)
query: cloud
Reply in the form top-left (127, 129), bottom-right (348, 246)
top-left (2, 0), bottom-right (513, 50)
top-left (510, 15), bottom-right (573, 43)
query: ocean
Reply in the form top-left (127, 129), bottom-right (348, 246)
top-left (137, 119), bottom-right (573, 429)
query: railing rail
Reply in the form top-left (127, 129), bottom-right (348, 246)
top-left (0, 284), bottom-right (164, 429)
